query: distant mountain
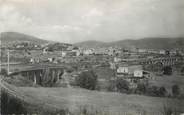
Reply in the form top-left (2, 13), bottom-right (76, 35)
top-left (0, 32), bottom-right (49, 45)
top-left (75, 40), bottom-right (107, 48)
top-left (75, 38), bottom-right (184, 49)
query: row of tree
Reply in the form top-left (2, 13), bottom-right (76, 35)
top-left (108, 78), bottom-right (181, 98)
top-left (74, 70), bottom-right (182, 98)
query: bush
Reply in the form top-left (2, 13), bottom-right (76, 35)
top-left (146, 86), bottom-right (168, 97)
top-left (136, 83), bottom-right (147, 94)
top-left (107, 80), bottom-right (116, 92)
top-left (172, 85), bottom-right (180, 97)
top-left (0, 68), bottom-right (8, 76)
top-left (116, 78), bottom-right (129, 93)
top-left (158, 86), bottom-right (167, 97)
top-left (181, 67), bottom-right (184, 75)
top-left (76, 70), bottom-right (98, 90)
top-left (146, 86), bottom-right (160, 96)
top-left (163, 66), bottom-right (172, 75)
top-left (1, 90), bottom-right (27, 114)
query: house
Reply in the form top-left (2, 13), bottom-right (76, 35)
top-left (137, 49), bottom-right (147, 53)
top-left (72, 50), bottom-right (80, 56)
top-left (61, 52), bottom-right (67, 57)
top-left (147, 49), bottom-right (159, 54)
top-left (30, 58), bottom-right (35, 63)
top-left (116, 64), bottom-right (151, 84)
top-left (94, 48), bottom-right (108, 55)
top-left (170, 50), bottom-right (177, 56)
top-left (159, 50), bottom-right (166, 55)
top-left (66, 51), bottom-right (80, 57)
top-left (114, 57), bottom-right (121, 63)
top-left (133, 70), bottom-right (143, 77)
top-left (83, 49), bottom-right (94, 55)
top-left (117, 66), bottom-right (128, 74)
top-left (116, 64), bottom-right (143, 77)
top-left (43, 47), bottom-right (48, 54)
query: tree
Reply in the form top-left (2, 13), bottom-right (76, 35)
top-left (146, 86), bottom-right (160, 96)
top-left (172, 85), bottom-right (180, 97)
top-left (163, 66), bottom-right (172, 75)
top-left (136, 83), bottom-right (146, 94)
top-left (0, 68), bottom-right (8, 77)
top-left (116, 78), bottom-right (129, 93)
top-left (76, 70), bottom-right (98, 90)
top-left (107, 80), bottom-right (116, 92)
top-left (181, 67), bottom-right (184, 75)
top-left (158, 86), bottom-right (167, 97)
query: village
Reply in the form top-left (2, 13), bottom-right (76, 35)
top-left (1, 38), bottom-right (184, 115)
top-left (1, 41), bottom-right (184, 94)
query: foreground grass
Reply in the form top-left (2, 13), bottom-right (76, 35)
top-left (0, 81), bottom-right (181, 115)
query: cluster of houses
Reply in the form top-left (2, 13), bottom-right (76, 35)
top-left (81, 47), bottom-right (121, 56)
top-left (110, 48), bottom-right (184, 87)
top-left (43, 46), bottom-right (121, 57)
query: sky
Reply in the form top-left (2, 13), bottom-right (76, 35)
top-left (0, 0), bottom-right (184, 43)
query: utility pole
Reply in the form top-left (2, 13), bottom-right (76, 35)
top-left (7, 49), bottom-right (10, 74)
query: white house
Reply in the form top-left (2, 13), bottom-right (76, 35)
top-left (159, 50), bottom-right (166, 55)
top-left (133, 70), bottom-right (143, 77)
top-left (83, 49), bottom-right (94, 55)
top-left (117, 66), bottom-right (128, 74)
top-left (30, 58), bottom-right (34, 63)
top-left (114, 57), bottom-right (121, 63)
top-left (61, 52), bottom-right (66, 57)
top-left (117, 65), bottom-right (143, 77)
top-left (43, 47), bottom-right (48, 54)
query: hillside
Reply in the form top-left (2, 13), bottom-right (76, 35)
top-left (75, 38), bottom-right (184, 49)
top-left (0, 32), bottom-right (49, 45)
top-left (75, 40), bottom-right (107, 48)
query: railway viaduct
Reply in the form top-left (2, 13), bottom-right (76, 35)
top-left (9, 65), bottom-right (65, 86)
top-left (139, 56), bottom-right (183, 66)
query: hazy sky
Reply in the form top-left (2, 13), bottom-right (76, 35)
top-left (0, 0), bottom-right (184, 43)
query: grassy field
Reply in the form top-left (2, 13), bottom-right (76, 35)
top-left (148, 72), bottom-right (184, 94)
top-left (2, 81), bottom-right (183, 115)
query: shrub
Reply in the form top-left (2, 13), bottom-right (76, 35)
top-left (163, 66), bottom-right (172, 75)
top-left (66, 67), bottom-right (74, 73)
top-left (146, 86), bottom-right (160, 96)
top-left (116, 78), bottom-right (129, 93)
top-left (136, 83), bottom-right (147, 94)
top-left (181, 67), bottom-right (184, 75)
top-left (172, 85), bottom-right (180, 97)
top-left (158, 86), bottom-right (167, 97)
top-left (1, 90), bottom-right (27, 114)
top-left (76, 70), bottom-right (98, 90)
top-left (107, 80), bottom-right (116, 92)
top-left (0, 68), bottom-right (8, 76)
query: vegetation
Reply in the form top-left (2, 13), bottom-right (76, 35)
top-left (181, 67), bottom-right (184, 75)
top-left (76, 70), bottom-right (98, 90)
top-left (146, 86), bottom-right (168, 97)
top-left (172, 85), bottom-right (180, 97)
top-left (116, 78), bottom-right (129, 93)
top-left (135, 83), bottom-right (147, 94)
top-left (163, 66), bottom-right (172, 75)
top-left (1, 90), bottom-right (27, 114)
top-left (158, 86), bottom-right (167, 97)
top-left (0, 68), bottom-right (8, 77)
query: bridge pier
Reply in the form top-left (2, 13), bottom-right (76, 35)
top-left (33, 71), bottom-right (37, 84)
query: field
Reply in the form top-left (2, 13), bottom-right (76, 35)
top-left (2, 81), bottom-right (184, 115)
top-left (149, 72), bottom-right (184, 93)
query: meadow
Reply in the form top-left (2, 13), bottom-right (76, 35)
top-left (2, 81), bottom-right (184, 115)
